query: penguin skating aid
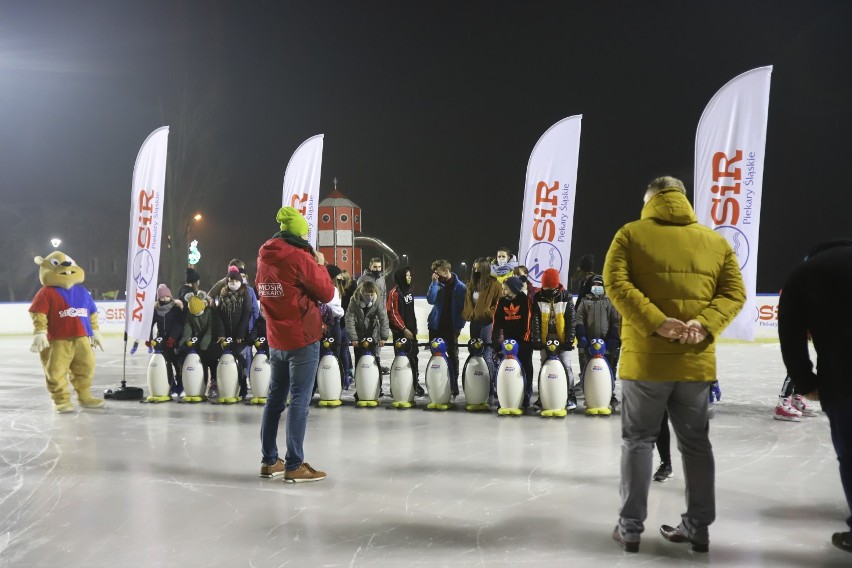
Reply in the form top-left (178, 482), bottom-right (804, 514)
top-left (390, 338), bottom-right (415, 409)
top-left (496, 340), bottom-right (525, 415)
top-left (425, 338), bottom-right (453, 410)
top-left (583, 338), bottom-right (613, 415)
top-left (248, 337), bottom-right (270, 405)
top-left (181, 337), bottom-right (206, 403)
top-left (146, 337), bottom-right (172, 403)
top-left (462, 338), bottom-right (490, 411)
top-left (215, 338), bottom-right (242, 404)
top-left (317, 336), bottom-right (343, 407)
top-left (538, 339), bottom-right (568, 417)
top-left (354, 338), bottom-right (381, 407)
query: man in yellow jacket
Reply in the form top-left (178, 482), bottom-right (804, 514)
top-left (604, 176), bottom-right (745, 554)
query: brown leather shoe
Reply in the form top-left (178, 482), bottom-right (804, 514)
top-left (612, 526), bottom-right (639, 553)
top-left (284, 462), bottom-right (327, 483)
top-left (659, 524), bottom-right (709, 553)
top-left (259, 458), bottom-right (286, 478)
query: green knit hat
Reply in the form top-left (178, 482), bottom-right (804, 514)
top-left (276, 206), bottom-right (309, 237)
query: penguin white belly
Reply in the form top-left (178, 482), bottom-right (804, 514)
top-left (390, 355), bottom-right (414, 407)
top-left (462, 355), bottom-right (490, 409)
top-left (316, 354), bottom-right (342, 405)
top-left (496, 357), bottom-right (524, 415)
top-left (181, 353), bottom-right (205, 401)
top-left (584, 357), bottom-right (613, 415)
top-left (425, 355), bottom-right (452, 408)
top-left (355, 354), bottom-right (381, 406)
top-left (249, 353), bottom-right (270, 403)
top-left (217, 353), bottom-right (241, 403)
top-left (539, 358), bottom-right (568, 417)
top-left (146, 353), bottom-right (171, 402)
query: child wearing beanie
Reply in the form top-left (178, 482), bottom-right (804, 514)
top-left (150, 283), bottom-right (185, 395)
top-left (574, 274), bottom-right (621, 409)
top-left (530, 268), bottom-right (578, 410)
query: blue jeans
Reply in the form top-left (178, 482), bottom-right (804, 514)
top-left (260, 342), bottom-right (320, 471)
top-left (469, 321), bottom-right (495, 383)
top-left (824, 397), bottom-right (852, 530)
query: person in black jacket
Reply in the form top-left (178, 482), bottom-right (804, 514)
top-left (213, 266), bottom-right (252, 397)
top-left (387, 266), bottom-right (424, 396)
top-left (778, 239), bottom-right (852, 554)
top-left (530, 268), bottom-right (577, 410)
top-left (150, 284), bottom-right (185, 395)
top-left (491, 276), bottom-right (533, 409)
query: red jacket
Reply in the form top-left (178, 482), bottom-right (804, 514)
top-left (256, 237), bottom-right (334, 351)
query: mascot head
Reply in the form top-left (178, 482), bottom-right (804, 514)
top-left (35, 251), bottom-right (85, 289)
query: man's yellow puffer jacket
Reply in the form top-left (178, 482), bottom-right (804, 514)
top-left (603, 189), bottom-right (746, 382)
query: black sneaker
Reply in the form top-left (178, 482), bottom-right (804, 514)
top-left (567, 393), bottom-right (578, 411)
top-left (381, 366), bottom-right (391, 376)
top-left (833, 531), bottom-right (852, 553)
top-left (653, 463), bottom-right (673, 482)
top-left (610, 395), bottom-right (620, 410)
top-left (533, 398), bottom-right (543, 409)
top-left (414, 385), bottom-right (426, 397)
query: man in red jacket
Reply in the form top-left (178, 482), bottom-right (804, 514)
top-left (256, 207), bottom-right (334, 483)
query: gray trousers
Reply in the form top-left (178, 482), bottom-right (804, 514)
top-left (618, 379), bottom-right (715, 544)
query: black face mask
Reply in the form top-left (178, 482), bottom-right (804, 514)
top-left (158, 299), bottom-right (171, 306)
top-left (371, 269), bottom-right (381, 278)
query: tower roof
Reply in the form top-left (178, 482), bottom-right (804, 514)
top-left (319, 189), bottom-right (360, 208)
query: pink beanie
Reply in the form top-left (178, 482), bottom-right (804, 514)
top-left (157, 284), bottom-right (172, 299)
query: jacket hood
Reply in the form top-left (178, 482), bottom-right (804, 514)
top-left (393, 267), bottom-right (410, 289)
top-left (259, 236), bottom-right (302, 264)
top-left (641, 189), bottom-right (697, 226)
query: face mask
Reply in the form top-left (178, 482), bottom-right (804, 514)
top-left (228, 281), bottom-right (241, 291)
top-left (371, 269), bottom-right (381, 278)
top-left (360, 296), bottom-right (375, 308)
top-left (158, 299), bottom-right (172, 306)
top-left (591, 285), bottom-right (604, 296)
top-left (497, 258), bottom-right (507, 267)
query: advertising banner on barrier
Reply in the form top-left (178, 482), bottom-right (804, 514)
top-left (124, 126), bottom-right (169, 343)
top-left (517, 116), bottom-right (581, 288)
top-left (694, 67), bottom-right (772, 340)
top-left (282, 134), bottom-right (324, 247)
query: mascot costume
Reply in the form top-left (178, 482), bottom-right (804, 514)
top-left (29, 251), bottom-right (105, 413)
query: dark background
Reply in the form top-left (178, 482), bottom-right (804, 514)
top-left (1, 1), bottom-right (850, 299)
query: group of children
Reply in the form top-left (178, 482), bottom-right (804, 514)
top-left (142, 249), bottom-right (623, 413)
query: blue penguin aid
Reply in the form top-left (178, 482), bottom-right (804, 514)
top-left (181, 337), bottom-right (206, 402)
top-left (462, 338), bottom-right (491, 411)
top-left (248, 337), bottom-right (271, 405)
top-left (583, 338), bottom-right (613, 415)
top-left (496, 339), bottom-right (525, 416)
top-left (354, 338), bottom-right (381, 407)
top-left (390, 337), bottom-right (415, 409)
top-left (146, 337), bottom-right (172, 403)
top-left (317, 336), bottom-right (343, 407)
top-left (215, 337), bottom-right (242, 404)
top-left (425, 338), bottom-right (453, 410)
top-left (538, 339), bottom-right (568, 417)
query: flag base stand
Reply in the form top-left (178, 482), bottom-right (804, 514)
top-left (105, 380), bottom-right (144, 401)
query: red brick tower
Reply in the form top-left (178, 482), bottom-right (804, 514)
top-left (317, 179), bottom-right (362, 275)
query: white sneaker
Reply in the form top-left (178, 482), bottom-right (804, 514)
top-left (774, 398), bottom-right (802, 422)
top-left (791, 394), bottom-right (819, 417)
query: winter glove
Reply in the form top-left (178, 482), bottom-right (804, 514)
top-left (30, 332), bottom-right (50, 353)
top-left (577, 336), bottom-right (588, 350)
top-left (92, 330), bottom-right (104, 351)
top-left (165, 337), bottom-right (176, 349)
top-left (710, 382), bottom-right (722, 402)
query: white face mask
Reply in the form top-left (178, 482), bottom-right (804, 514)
top-left (227, 281), bottom-right (241, 291)
top-left (497, 257), bottom-right (507, 267)
top-left (591, 285), bottom-right (604, 296)
top-left (360, 295), bottom-right (376, 308)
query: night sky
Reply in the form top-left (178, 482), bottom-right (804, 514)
top-left (2, 1), bottom-right (851, 295)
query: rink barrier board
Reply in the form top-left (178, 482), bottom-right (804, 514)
top-left (0, 295), bottom-right (781, 340)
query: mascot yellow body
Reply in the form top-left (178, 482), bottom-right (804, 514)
top-left (29, 251), bottom-right (105, 413)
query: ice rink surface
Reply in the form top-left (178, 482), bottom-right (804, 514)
top-left (0, 336), bottom-right (848, 568)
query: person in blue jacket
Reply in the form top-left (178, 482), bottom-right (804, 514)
top-left (427, 259), bottom-right (467, 396)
